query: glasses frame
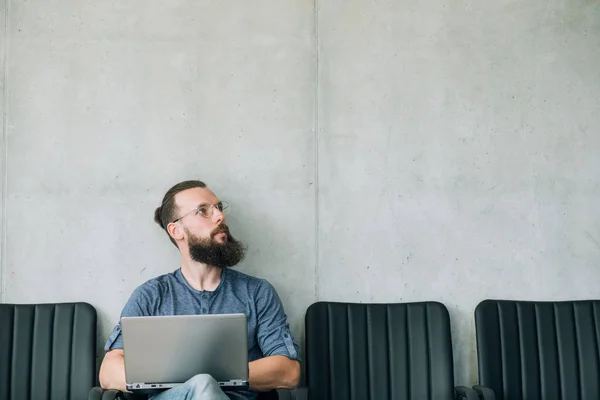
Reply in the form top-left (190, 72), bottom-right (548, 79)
top-left (171, 201), bottom-right (229, 223)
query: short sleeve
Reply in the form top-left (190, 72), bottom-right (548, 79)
top-left (254, 280), bottom-right (300, 361)
top-left (103, 285), bottom-right (154, 352)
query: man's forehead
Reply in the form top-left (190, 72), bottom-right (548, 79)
top-left (174, 187), bottom-right (219, 208)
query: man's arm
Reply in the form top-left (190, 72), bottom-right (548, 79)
top-left (248, 355), bottom-right (300, 392)
top-left (100, 285), bottom-right (153, 392)
top-left (99, 349), bottom-right (129, 392)
top-left (252, 280), bottom-right (302, 392)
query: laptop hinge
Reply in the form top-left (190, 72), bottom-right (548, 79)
top-left (219, 379), bottom-right (247, 387)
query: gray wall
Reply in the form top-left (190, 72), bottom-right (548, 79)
top-left (2, 0), bottom-right (599, 386)
top-left (0, 0), bottom-right (5, 305)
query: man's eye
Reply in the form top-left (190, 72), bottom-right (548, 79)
top-left (198, 206), bottom-right (210, 215)
top-left (215, 203), bottom-right (224, 211)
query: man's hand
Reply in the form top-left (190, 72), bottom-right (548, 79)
top-left (99, 349), bottom-right (129, 392)
top-left (248, 355), bottom-right (300, 392)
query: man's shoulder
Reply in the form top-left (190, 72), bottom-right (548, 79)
top-left (225, 268), bottom-right (278, 295)
top-left (226, 267), bottom-right (261, 282)
top-left (225, 268), bottom-right (270, 291)
top-left (134, 270), bottom-right (179, 295)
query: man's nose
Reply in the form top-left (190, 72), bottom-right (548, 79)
top-left (212, 206), bottom-right (225, 224)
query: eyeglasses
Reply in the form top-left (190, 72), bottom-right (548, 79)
top-left (172, 201), bottom-right (230, 223)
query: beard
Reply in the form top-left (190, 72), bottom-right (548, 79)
top-left (186, 224), bottom-right (246, 268)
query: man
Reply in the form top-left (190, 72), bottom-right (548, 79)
top-left (99, 180), bottom-right (301, 399)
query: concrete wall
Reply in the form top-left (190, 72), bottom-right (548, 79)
top-left (318, 0), bottom-right (600, 383)
top-left (2, 0), bottom-right (600, 386)
top-left (0, 0), bottom-right (5, 305)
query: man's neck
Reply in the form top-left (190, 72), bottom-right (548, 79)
top-left (180, 259), bottom-right (223, 291)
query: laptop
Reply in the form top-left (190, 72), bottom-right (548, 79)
top-left (121, 313), bottom-right (249, 392)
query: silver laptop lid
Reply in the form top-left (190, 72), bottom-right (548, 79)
top-left (122, 313), bottom-right (248, 385)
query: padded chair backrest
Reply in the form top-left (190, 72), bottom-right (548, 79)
top-left (475, 299), bottom-right (600, 400)
top-left (305, 301), bottom-right (455, 400)
top-left (0, 302), bottom-right (97, 400)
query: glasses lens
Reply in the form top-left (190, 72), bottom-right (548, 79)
top-left (197, 205), bottom-right (211, 216)
top-left (220, 202), bottom-right (230, 214)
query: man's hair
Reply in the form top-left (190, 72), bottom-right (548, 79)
top-left (154, 180), bottom-right (207, 247)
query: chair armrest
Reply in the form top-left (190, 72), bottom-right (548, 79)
top-left (473, 385), bottom-right (495, 400)
top-left (276, 387), bottom-right (308, 400)
top-left (88, 387), bottom-right (127, 400)
top-left (454, 385), bottom-right (479, 400)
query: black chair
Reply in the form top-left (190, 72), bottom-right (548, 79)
top-left (0, 302), bottom-right (97, 400)
top-left (475, 299), bottom-right (600, 400)
top-left (304, 301), bottom-right (478, 400)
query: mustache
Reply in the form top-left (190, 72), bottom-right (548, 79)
top-left (210, 224), bottom-right (230, 238)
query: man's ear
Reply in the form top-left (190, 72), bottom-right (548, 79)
top-left (167, 222), bottom-right (184, 241)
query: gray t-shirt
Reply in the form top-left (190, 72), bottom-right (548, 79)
top-left (104, 267), bottom-right (300, 400)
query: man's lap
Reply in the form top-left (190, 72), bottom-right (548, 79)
top-left (149, 374), bottom-right (230, 400)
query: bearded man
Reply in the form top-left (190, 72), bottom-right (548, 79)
top-left (99, 180), bottom-right (300, 400)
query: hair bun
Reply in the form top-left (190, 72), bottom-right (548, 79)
top-left (154, 206), bottom-right (163, 228)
